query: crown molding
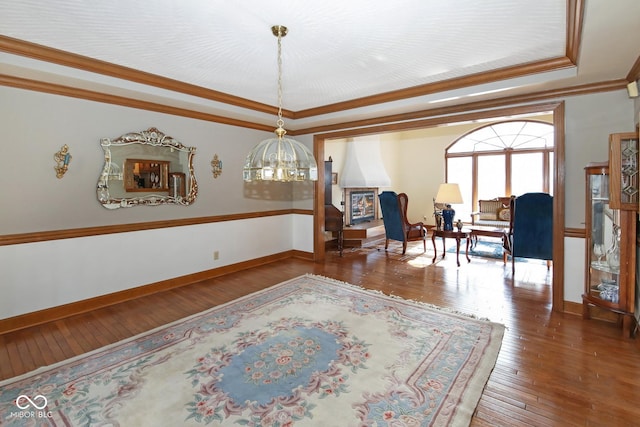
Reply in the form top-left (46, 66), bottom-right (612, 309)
top-left (292, 57), bottom-right (576, 120)
top-left (626, 55), bottom-right (640, 82)
top-left (0, 1), bottom-right (583, 120)
top-left (0, 35), bottom-right (286, 118)
top-left (291, 80), bottom-right (626, 135)
top-left (0, 72), bottom-right (626, 136)
top-left (0, 73), bottom-right (274, 132)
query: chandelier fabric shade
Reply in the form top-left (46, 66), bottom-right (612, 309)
top-left (243, 25), bottom-right (318, 182)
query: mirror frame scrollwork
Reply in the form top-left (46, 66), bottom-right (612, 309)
top-left (97, 127), bottom-right (197, 209)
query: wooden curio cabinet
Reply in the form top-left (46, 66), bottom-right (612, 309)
top-left (582, 162), bottom-right (637, 337)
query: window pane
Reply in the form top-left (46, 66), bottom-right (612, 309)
top-left (445, 120), bottom-right (555, 221)
top-left (510, 134), bottom-right (548, 149)
top-left (475, 139), bottom-right (504, 151)
top-left (511, 152), bottom-right (543, 196)
top-left (492, 121), bottom-right (526, 137)
top-left (448, 121), bottom-right (554, 154)
top-left (447, 157), bottom-right (472, 221)
top-left (447, 138), bottom-right (477, 153)
top-left (477, 155), bottom-right (506, 199)
top-left (521, 122), bottom-right (554, 149)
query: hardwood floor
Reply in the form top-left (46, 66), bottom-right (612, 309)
top-left (2, 241), bottom-right (640, 425)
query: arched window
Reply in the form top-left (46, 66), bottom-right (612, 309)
top-left (446, 120), bottom-right (554, 221)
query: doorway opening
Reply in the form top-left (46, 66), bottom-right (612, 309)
top-left (314, 102), bottom-right (565, 312)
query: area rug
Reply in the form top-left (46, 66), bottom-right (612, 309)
top-left (462, 240), bottom-right (504, 259)
top-left (453, 240), bottom-right (538, 263)
top-left (0, 274), bottom-right (504, 426)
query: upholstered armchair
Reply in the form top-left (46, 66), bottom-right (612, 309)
top-left (379, 191), bottom-right (427, 254)
top-left (502, 192), bottom-right (553, 273)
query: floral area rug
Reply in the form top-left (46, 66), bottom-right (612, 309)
top-left (0, 274), bottom-right (504, 426)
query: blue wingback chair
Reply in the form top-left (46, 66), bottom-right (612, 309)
top-left (502, 192), bottom-right (553, 273)
top-left (378, 191), bottom-right (427, 254)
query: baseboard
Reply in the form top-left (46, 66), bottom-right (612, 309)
top-left (291, 249), bottom-right (314, 261)
top-left (0, 250), bottom-right (311, 334)
top-left (563, 300), bottom-right (583, 316)
top-left (564, 300), bottom-right (621, 323)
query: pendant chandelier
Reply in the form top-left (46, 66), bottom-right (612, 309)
top-left (243, 25), bottom-right (318, 182)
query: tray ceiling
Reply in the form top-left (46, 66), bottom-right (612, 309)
top-left (1, 0), bottom-right (639, 129)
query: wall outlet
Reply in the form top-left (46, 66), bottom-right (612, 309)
top-left (213, 250), bottom-right (219, 260)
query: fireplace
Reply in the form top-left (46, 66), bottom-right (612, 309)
top-left (344, 188), bottom-right (378, 225)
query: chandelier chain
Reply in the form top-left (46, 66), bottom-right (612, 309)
top-left (276, 30), bottom-right (284, 130)
top-left (242, 25), bottom-right (317, 182)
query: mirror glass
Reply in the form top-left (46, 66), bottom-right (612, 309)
top-left (97, 127), bottom-right (197, 209)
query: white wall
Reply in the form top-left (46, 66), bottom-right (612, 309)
top-left (564, 91), bottom-right (636, 228)
top-left (324, 140), bottom-right (348, 209)
top-left (389, 124), bottom-right (480, 224)
top-left (561, 91), bottom-right (634, 304)
top-left (0, 86), bottom-right (314, 235)
top-left (564, 237), bottom-right (586, 303)
top-left (0, 215), bottom-right (305, 319)
top-left (0, 86), bottom-right (315, 321)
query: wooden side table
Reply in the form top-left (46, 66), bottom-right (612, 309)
top-left (432, 229), bottom-right (471, 267)
top-left (468, 225), bottom-right (505, 249)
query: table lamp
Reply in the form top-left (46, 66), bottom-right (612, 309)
top-left (435, 183), bottom-right (463, 231)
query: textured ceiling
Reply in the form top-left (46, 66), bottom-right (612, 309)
top-left (1, 0), bottom-right (639, 129)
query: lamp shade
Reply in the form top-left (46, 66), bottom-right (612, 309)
top-left (435, 183), bottom-right (463, 204)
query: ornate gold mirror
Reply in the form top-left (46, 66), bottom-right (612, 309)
top-left (97, 127), bottom-right (197, 209)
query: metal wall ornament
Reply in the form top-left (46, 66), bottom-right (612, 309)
top-left (211, 154), bottom-right (222, 178)
top-left (54, 144), bottom-right (72, 178)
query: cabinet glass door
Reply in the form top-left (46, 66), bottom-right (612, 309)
top-left (587, 173), bottom-right (621, 305)
top-left (583, 160), bottom-right (636, 336)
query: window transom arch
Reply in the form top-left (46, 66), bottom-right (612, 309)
top-left (447, 120), bottom-right (554, 154)
top-left (446, 120), bottom-right (554, 222)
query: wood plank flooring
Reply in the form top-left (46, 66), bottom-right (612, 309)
top-left (2, 241), bottom-right (640, 426)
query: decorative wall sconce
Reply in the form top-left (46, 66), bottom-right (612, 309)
top-left (54, 144), bottom-right (72, 179)
top-left (211, 154), bottom-right (222, 178)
